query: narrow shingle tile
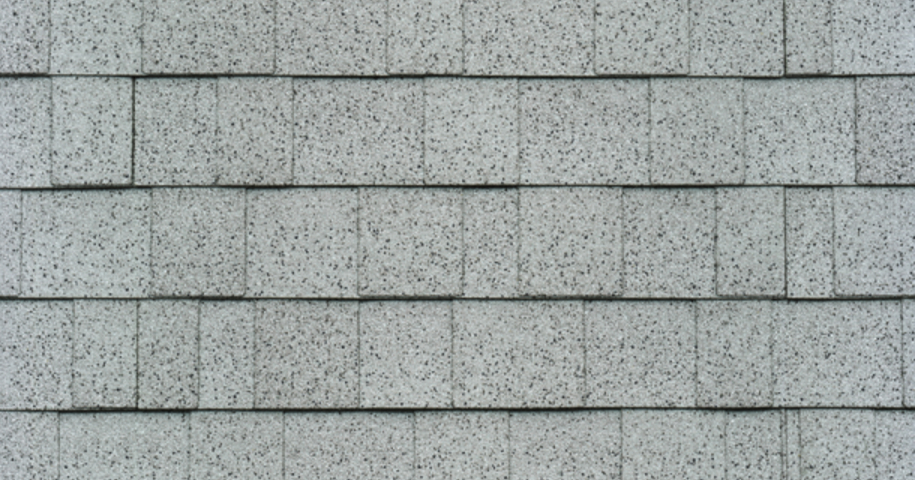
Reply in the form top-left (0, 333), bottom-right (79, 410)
top-left (0, 190), bottom-right (21, 296)
top-left (799, 410), bottom-right (875, 480)
top-left (856, 77), bottom-right (915, 185)
top-left (785, 0), bottom-right (832, 74)
top-left (595, 0), bottom-right (688, 75)
top-left (71, 300), bottom-right (137, 409)
top-left (716, 187), bottom-right (785, 297)
top-left (190, 411), bottom-right (282, 480)
top-left (786, 188), bottom-right (834, 298)
top-left (462, 189), bottom-right (519, 298)
top-left (387, 0), bottom-right (462, 74)
top-left (0, 78), bottom-right (51, 187)
top-left (0, 412), bottom-right (58, 480)
top-left (689, 0), bottom-right (783, 76)
top-left (833, 0), bottom-right (915, 74)
top-left (138, 300), bottom-right (199, 409)
top-left (199, 301), bottom-right (255, 409)
top-left (415, 412), bottom-right (509, 480)
top-left (0, 0), bottom-right (49, 73)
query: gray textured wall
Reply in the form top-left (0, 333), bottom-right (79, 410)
top-left (2, 0), bottom-right (915, 478)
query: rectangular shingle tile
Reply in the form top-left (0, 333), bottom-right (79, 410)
top-left (697, 301), bottom-right (772, 408)
top-left (622, 410), bottom-right (725, 480)
top-left (0, 301), bottom-right (72, 409)
top-left (785, 0), bottom-right (832, 74)
top-left (294, 79), bottom-right (423, 185)
top-left (142, 0), bottom-right (274, 73)
top-left (61, 412), bottom-right (189, 480)
top-left (0, 412), bottom-right (58, 480)
top-left (784, 410), bottom-right (801, 480)
top-left (833, 0), bottom-right (915, 74)
top-left (415, 411), bottom-right (509, 480)
top-left (726, 411), bottom-right (781, 480)
top-left (650, 78), bottom-right (744, 184)
top-left (906, 300), bottom-right (914, 407)
top-left (716, 187), bottom-right (785, 297)
top-left (463, 189), bottom-right (519, 298)
top-left (0, 190), bottom-right (20, 295)
top-left (745, 78), bottom-right (855, 185)
top-left (586, 301), bottom-right (696, 407)
top-left (191, 411), bottom-right (282, 480)
top-left (511, 411), bottom-right (621, 480)
top-left (786, 188), bottom-right (834, 298)
top-left (595, 0), bottom-right (688, 75)
top-left (359, 188), bottom-right (462, 297)
top-left (453, 300), bottom-right (584, 408)
top-left (21, 190), bottom-right (150, 298)
top-left (247, 188), bottom-right (358, 297)
top-left (360, 301), bottom-right (452, 408)
top-left (424, 78), bottom-right (518, 185)
top-left (875, 410), bottom-right (915, 480)
top-left (0, 0), bottom-right (49, 73)
top-left (71, 300), bottom-right (137, 408)
top-left (774, 301), bottom-right (903, 407)
top-left (151, 188), bottom-right (245, 297)
top-left (276, 0), bottom-right (386, 75)
top-left (284, 412), bottom-right (414, 480)
top-left (387, 0), bottom-right (462, 74)
top-left (519, 79), bottom-right (649, 185)
top-left (138, 300), bottom-right (199, 409)
top-left (519, 187), bottom-right (622, 297)
top-left (50, 0), bottom-right (141, 74)
top-left (199, 301), bottom-right (254, 409)
top-left (0, 78), bottom-right (50, 187)
top-left (51, 76), bottom-right (133, 186)
top-left (800, 410), bottom-right (875, 480)
top-left (689, 0), bottom-right (783, 76)
top-left (856, 77), bottom-right (915, 184)
top-left (255, 301), bottom-right (358, 408)
top-left (623, 189), bottom-right (715, 297)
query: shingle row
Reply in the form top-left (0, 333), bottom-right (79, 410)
top-left (2, 186), bottom-right (913, 299)
top-left (3, 0), bottom-right (915, 76)
top-left (2, 299), bottom-right (912, 410)
top-left (3, 409), bottom-right (914, 479)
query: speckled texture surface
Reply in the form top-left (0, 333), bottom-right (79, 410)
top-left (0, 412), bottom-right (58, 480)
top-left (462, 189), bottom-right (519, 298)
top-left (388, 0), bottom-right (462, 74)
top-left (246, 188), bottom-right (358, 297)
top-left (190, 411), bottom-right (282, 480)
top-left (905, 300), bottom-right (915, 408)
top-left (519, 187), bottom-right (622, 297)
top-left (511, 411), bottom-right (621, 480)
top-left (833, 0), bottom-right (915, 74)
top-left (71, 300), bottom-right (137, 408)
top-left (786, 188), bottom-right (834, 298)
top-left (453, 300), bottom-right (584, 408)
top-left (0, 190), bottom-right (21, 296)
top-left (519, 79), bottom-right (649, 185)
top-left (0, 0), bottom-right (49, 73)
top-left (0, 77), bottom-right (51, 187)
top-left (716, 187), bottom-right (785, 297)
top-left (623, 189), bottom-right (715, 298)
top-left (800, 410), bottom-right (875, 480)
top-left (690, 0), bottom-right (783, 76)
top-left (138, 300), bottom-right (199, 409)
top-left (586, 301), bottom-right (696, 407)
top-left (875, 410), bottom-right (915, 479)
top-left (414, 411), bottom-right (509, 480)
top-left (622, 410), bottom-right (725, 480)
top-left (856, 77), bottom-right (915, 185)
top-left (51, 76), bottom-right (132, 186)
top-left (595, 0), bottom-right (688, 75)
top-left (359, 188), bottom-right (462, 297)
top-left (295, 79), bottom-right (423, 185)
top-left (785, 0), bottom-right (832, 74)
top-left (726, 411), bottom-right (781, 480)
top-left (198, 301), bottom-right (254, 409)
top-left (50, 0), bottom-right (141, 74)
top-left (151, 188), bottom-right (245, 297)
top-left (254, 301), bottom-right (358, 408)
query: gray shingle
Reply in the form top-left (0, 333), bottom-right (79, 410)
top-left (875, 410), bottom-right (915, 480)
top-left (415, 411), bottom-right (509, 480)
top-left (785, 0), bottom-right (832, 74)
top-left (786, 188), bottom-right (834, 298)
top-left (138, 300), bottom-right (199, 409)
top-left (0, 0), bottom-right (49, 73)
top-left (833, 0), bottom-right (915, 74)
top-left (800, 410), bottom-right (875, 480)
top-left (689, 0), bottom-right (784, 76)
top-left (462, 189), bottom-right (519, 298)
top-left (622, 410), bottom-right (726, 480)
top-left (0, 190), bottom-right (20, 295)
top-left (511, 411), bottom-right (621, 480)
top-left (0, 412), bottom-right (58, 480)
top-left (190, 411), bottom-right (282, 480)
top-left (0, 78), bottom-right (50, 187)
top-left (905, 300), bottom-right (915, 407)
top-left (50, 0), bottom-right (141, 74)
top-left (71, 300), bottom-right (137, 409)
top-left (716, 187), bottom-right (785, 297)
top-left (856, 77), bottom-right (915, 185)
top-left (725, 411), bottom-right (781, 480)
top-left (199, 301), bottom-right (255, 409)
top-left (387, 0), bottom-right (462, 74)
top-left (595, 0), bottom-right (688, 75)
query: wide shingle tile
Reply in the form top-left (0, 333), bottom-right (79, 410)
top-left (0, 0), bottom-right (49, 73)
top-left (799, 410), bottom-right (875, 480)
top-left (856, 77), bottom-right (915, 185)
top-left (138, 300), bottom-right (199, 409)
top-left (0, 190), bottom-right (20, 296)
top-left (0, 78), bottom-right (51, 187)
top-left (595, 0), bottom-right (688, 75)
top-left (71, 300), bottom-right (137, 409)
top-left (388, 0), bottom-right (462, 74)
top-left (785, 0), bottom-right (832, 74)
top-left (247, 188), bottom-right (358, 297)
top-left (519, 79), bottom-right (649, 185)
top-left (463, 189), bottom-right (519, 298)
top-left (587, 301), bottom-right (696, 407)
top-left (716, 187), bottom-right (785, 297)
top-left (50, 0), bottom-right (141, 74)
top-left (833, 0), bottom-right (915, 74)
top-left (453, 300), bottom-right (584, 408)
top-left (0, 412), bottom-right (58, 480)
top-left (786, 188), bottom-right (834, 298)
top-left (622, 410), bottom-right (726, 480)
top-left (191, 411), bottom-right (282, 480)
top-left (511, 411), bottom-right (621, 480)
top-left (726, 411), bottom-right (781, 480)
top-left (875, 410), bottom-right (915, 480)
top-left (415, 411), bottom-right (509, 480)
top-left (689, 0), bottom-right (783, 76)
top-left (21, 190), bottom-right (150, 298)
top-left (199, 301), bottom-right (254, 409)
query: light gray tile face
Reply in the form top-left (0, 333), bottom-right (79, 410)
top-left (833, 0), bottom-right (915, 74)
top-left (60, 413), bottom-right (189, 480)
top-left (135, 78), bottom-right (219, 186)
top-left (453, 300), bottom-right (584, 408)
top-left (786, 188), bottom-right (834, 298)
top-left (463, 0), bottom-right (593, 76)
top-left (21, 190), bottom-right (150, 298)
top-left (246, 188), bottom-right (358, 297)
top-left (138, 300), bottom-right (199, 409)
top-left (745, 79), bottom-right (855, 185)
top-left (834, 188), bottom-right (915, 296)
top-left (716, 187), bottom-right (785, 297)
top-left (199, 301), bottom-right (254, 409)
top-left (424, 78), bottom-right (518, 185)
top-left (294, 79), bottom-right (423, 185)
top-left (71, 300), bottom-right (137, 408)
top-left (907, 300), bottom-right (915, 407)
top-left (622, 410), bottom-right (726, 480)
top-left (415, 411), bottom-right (509, 480)
top-left (285, 412), bottom-right (414, 480)
top-left (191, 411), bottom-right (282, 480)
top-left (689, 0), bottom-right (783, 76)
top-left (623, 189), bottom-right (715, 298)
top-left (800, 410), bottom-right (875, 480)
top-left (254, 301), bottom-right (358, 408)
top-left (0, 78), bottom-right (51, 187)
top-left (519, 187), bottom-right (622, 297)
top-left (856, 77), bottom-right (915, 185)
top-left (51, 76), bottom-right (132, 186)
top-left (726, 411), bottom-right (781, 480)
top-left (774, 301), bottom-right (902, 407)
top-left (276, 0), bottom-right (386, 75)
top-left (0, 0), bottom-right (49, 73)
top-left (0, 302), bottom-right (72, 409)
top-left (511, 411), bottom-right (622, 480)
top-left (0, 412), bottom-right (58, 480)
top-left (595, 0), bottom-right (688, 75)
top-left (519, 79), bottom-right (649, 185)
top-left (151, 188), bottom-right (245, 297)
top-left (142, 0), bottom-right (274, 73)
top-left (360, 301), bottom-right (452, 408)
top-left (586, 301), bottom-right (696, 407)
top-left (359, 188), bottom-right (462, 297)
top-left (875, 410), bottom-right (915, 480)
top-left (785, 0), bottom-right (832, 74)
top-left (387, 0), bottom-right (461, 74)
top-left (50, 0), bottom-right (141, 74)
top-left (697, 301), bottom-right (772, 408)
top-left (463, 189), bottom-right (519, 298)
top-left (0, 190), bottom-right (20, 295)
top-left (650, 78), bottom-right (744, 185)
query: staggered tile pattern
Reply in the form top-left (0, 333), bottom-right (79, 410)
top-left (3, 0), bottom-right (915, 478)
